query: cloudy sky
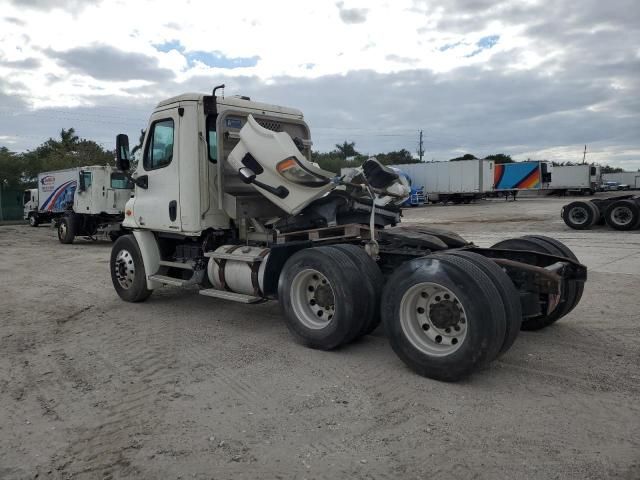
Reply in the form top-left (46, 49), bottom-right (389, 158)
top-left (1, 0), bottom-right (639, 168)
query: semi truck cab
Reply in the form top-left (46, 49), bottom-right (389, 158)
top-left (109, 87), bottom-right (588, 382)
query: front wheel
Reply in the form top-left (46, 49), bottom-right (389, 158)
top-left (28, 213), bottom-right (39, 227)
top-left (58, 215), bottom-right (76, 244)
top-left (110, 234), bottom-right (153, 302)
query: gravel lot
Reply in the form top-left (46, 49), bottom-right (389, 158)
top-left (1, 194), bottom-right (639, 479)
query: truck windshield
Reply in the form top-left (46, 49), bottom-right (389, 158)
top-left (111, 172), bottom-right (134, 189)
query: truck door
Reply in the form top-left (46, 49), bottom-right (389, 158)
top-left (131, 110), bottom-right (181, 232)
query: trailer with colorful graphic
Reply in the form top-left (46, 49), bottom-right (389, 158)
top-left (25, 165), bottom-right (133, 244)
top-left (493, 161), bottom-right (552, 192)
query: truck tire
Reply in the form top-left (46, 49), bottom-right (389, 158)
top-left (28, 213), bottom-right (39, 227)
top-left (522, 235), bottom-right (584, 316)
top-left (328, 244), bottom-right (384, 337)
top-left (562, 201), bottom-right (596, 229)
top-left (381, 254), bottom-right (506, 381)
top-left (438, 250), bottom-right (521, 356)
top-left (604, 199), bottom-right (640, 231)
top-left (57, 215), bottom-right (77, 244)
top-left (110, 234), bottom-right (153, 303)
top-left (278, 246), bottom-right (369, 350)
top-left (491, 237), bottom-right (577, 330)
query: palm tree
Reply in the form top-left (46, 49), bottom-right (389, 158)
top-left (335, 141), bottom-right (358, 159)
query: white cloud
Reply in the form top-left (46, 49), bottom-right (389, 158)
top-left (0, 0), bottom-right (638, 168)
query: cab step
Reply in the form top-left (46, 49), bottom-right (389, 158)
top-left (198, 288), bottom-right (263, 304)
top-left (159, 260), bottom-right (195, 270)
top-left (148, 274), bottom-right (190, 287)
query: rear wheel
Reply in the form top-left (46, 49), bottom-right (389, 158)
top-left (439, 250), bottom-right (521, 356)
top-left (57, 215), bottom-right (77, 244)
top-left (328, 244), bottom-right (384, 337)
top-left (562, 201), bottom-right (596, 229)
top-left (491, 236), bottom-right (578, 330)
top-left (382, 255), bottom-right (506, 381)
top-left (604, 199), bottom-right (640, 231)
top-left (110, 234), bottom-right (152, 302)
top-left (278, 247), bottom-right (369, 350)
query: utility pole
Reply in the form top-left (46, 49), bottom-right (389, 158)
top-left (582, 144), bottom-right (587, 164)
top-left (418, 130), bottom-right (425, 162)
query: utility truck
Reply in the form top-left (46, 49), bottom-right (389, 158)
top-left (110, 87), bottom-right (587, 381)
top-left (25, 166), bottom-right (133, 243)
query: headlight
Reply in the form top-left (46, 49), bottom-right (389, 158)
top-left (276, 157), bottom-right (329, 187)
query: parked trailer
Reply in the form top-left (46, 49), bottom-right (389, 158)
top-left (493, 161), bottom-right (552, 195)
top-left (547, 164), bottom-right (601, 195)
top-left (602, 172), bottom-right (640, 190)
top-left (395, 159), bottom-right (494, 204)
top-left (109, 89), bottom-right (586, 382)
top-left (25, 165), bottom-right (133, 243)
top-left (562, 195), bottom-right (640, 230)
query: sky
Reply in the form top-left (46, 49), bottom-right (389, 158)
top-left (0, 0), bottom-right (639, 169)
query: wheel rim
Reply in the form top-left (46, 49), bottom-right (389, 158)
top-left (59, 221), bottom-right (67, 237)
top-left (290, 269), bottom-right (336, 329)
top-left (568, 206), bottom-right (589, 225)
top-left (399, 282), bottom-right (467, 356)
top-left (29, 216), bottom-right (36, 226)
top-left (611, 206), bottom-right (632, 226)
top-left (114, 249), bottom-right (136, 289)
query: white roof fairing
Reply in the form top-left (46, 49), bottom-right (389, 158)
top-left (156, 93), bottom-right (304, 118)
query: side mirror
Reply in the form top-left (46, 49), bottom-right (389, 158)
top-left (238, 167), bottom-right (256, 184)
top-left (78, 171), bottom-right (86, 192)
top-left (116, 134), bottom-right (131, 171)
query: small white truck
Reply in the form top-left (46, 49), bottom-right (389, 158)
top-left (109, 87), bottom-right (587, 382)
top-left (547, 164), bottom-right (601, 195)
top-left (24, 165), bottom-right (133, 243)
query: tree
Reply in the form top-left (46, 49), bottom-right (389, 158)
top-left (376, 149), bottom-right (418, 165)
top-left (334, 141), bottom-right (359, 159)
top-left (449, 153), bottom-right (477, 161)
top-left (0, 147), bottom-right (23, 187)
top-left (484, 153), bottom-right (514, 164)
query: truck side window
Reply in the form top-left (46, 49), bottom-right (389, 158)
top-left (82, 171), bottom-right (92, 188)
top-left (144, 119), bottom-right (174, 170)
top-left (206, 115), bottom-right (217, 163)
top-left (23, 191), bottom-right (31, 203)
top-left (110, 172), bottom-right (134, 189)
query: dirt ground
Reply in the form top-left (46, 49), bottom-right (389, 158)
top-left (1, 194), bottom-right (639, 479)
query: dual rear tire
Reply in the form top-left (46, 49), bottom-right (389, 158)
top-left (279, 244), bottom-right (522, 382)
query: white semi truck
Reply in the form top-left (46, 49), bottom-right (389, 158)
top-left (24, 165), bottom-right (133, 243)
top-left (109, 87), bottom-right (587, 381)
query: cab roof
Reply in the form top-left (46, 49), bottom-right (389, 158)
top-left (156, 92), bottom-right (303, 117)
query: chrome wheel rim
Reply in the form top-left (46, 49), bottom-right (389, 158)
top-left (29, 216), bottom-right (36, 226)
top-left (399, 282), bottom-right (467, 356)
top-left (59, 222), bottom-right (67, 237)
top-left (114, 249), bottom-right (136, 289)
top-left (611, 206), bottom-right (632, 226)
top-left (290, 269), bottom-right (336, 329)
top-left (569, 206), bottom-right (588, 225)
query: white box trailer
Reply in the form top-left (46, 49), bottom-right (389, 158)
top-left (24, 165), bottom-right (133, 243)
top-left (547, 164), bottom-right (601, 194)
top-left (394, 159), bottom-right (494, 203)
top-left (602, 172), bottom-right (640, 190)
